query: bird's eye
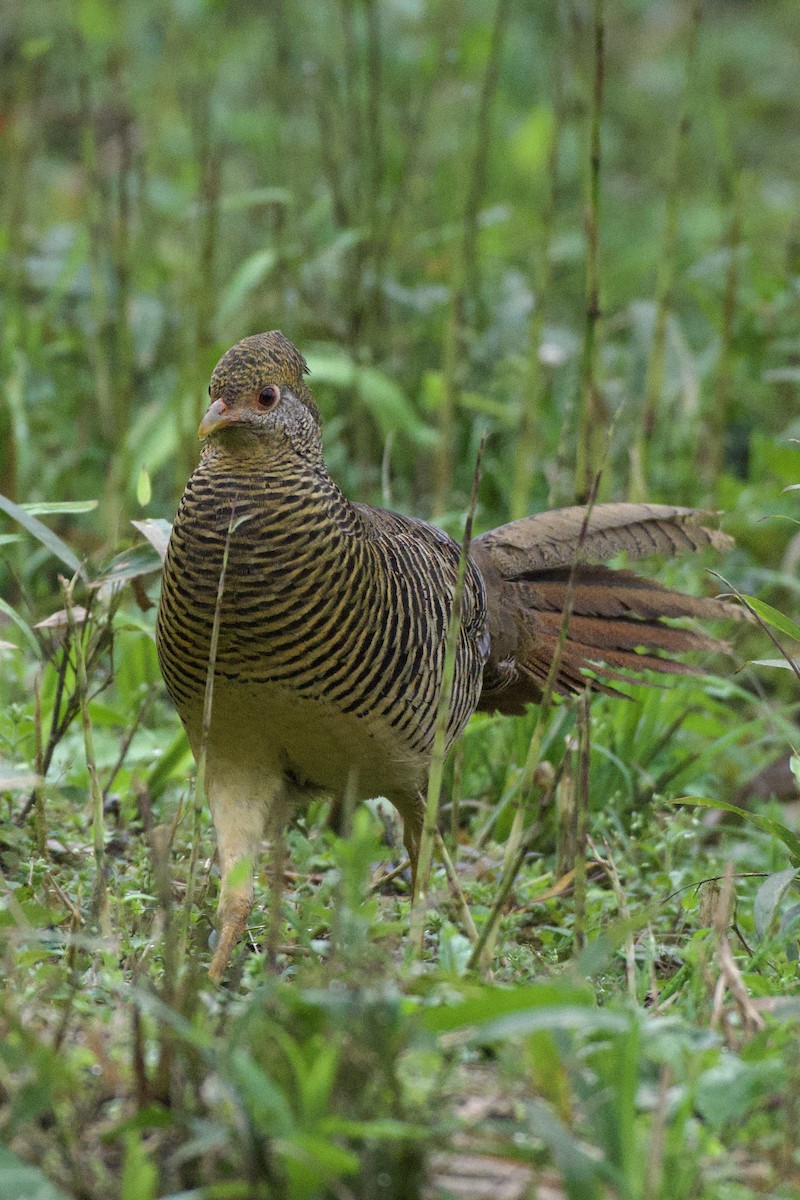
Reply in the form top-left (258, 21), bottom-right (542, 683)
top-left (258, 384), bottom-right (281, 409)
top-left (208, 385), bottom-right (212, 397)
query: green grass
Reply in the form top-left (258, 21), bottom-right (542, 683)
top-left (3, 0), bottom-right (800, 1195)
top-left (2, 572), bottom-right (799, 1197)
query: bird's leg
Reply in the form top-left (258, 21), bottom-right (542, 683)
top-left (207, 783), bottom-right (274, 983)
top-left (400, 791), bottom-right (427, 896)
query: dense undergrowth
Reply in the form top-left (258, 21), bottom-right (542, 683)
top-left (3, 1), bottom-right (800, 1197)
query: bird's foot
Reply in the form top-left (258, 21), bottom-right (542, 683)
top-left (208, 897), bottom-right (252, 983)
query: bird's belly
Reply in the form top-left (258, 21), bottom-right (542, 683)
top-left (185, 679), bottom-right (426, 803)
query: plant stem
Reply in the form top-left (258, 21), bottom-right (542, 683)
top-left (706, 171), bottom-right (743, 487)
top-left (467, 758), bottom-right (565, 975)
top-left (409, 438), bottom-right (484, 957)
top-left (511, 23), bottom-right (564, 521)
top-left (32, 669), bottom-right (47, 858)
top-left (572, 689), bottom-right (591, 956)
top-left (501, 468), bottom-right (602, 878)
top-left (181, 500), bottom-right (238, 968)
top-left (629, 0), bottom-right (702, 501)
top-left (434, 0), bottom-right (511, 516)
top-left (575, 0), bottom-right (605, 503)
top-left (61, 575), bottom-right (110, 939)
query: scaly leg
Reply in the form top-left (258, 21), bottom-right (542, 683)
top-left (398, 790), bottom-right (426, 895)
top-left (207, 774), bottom-right (284, 982)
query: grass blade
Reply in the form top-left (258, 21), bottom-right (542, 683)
top-left (0, 490), bottom-right (87, 580)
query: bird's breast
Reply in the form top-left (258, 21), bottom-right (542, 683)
top-left (156, 459), bottom-right (486, 782)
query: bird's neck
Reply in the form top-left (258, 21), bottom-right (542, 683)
top-left (190, 436), bottom-right (360, 548)
top-left (201, 427), bottom-right (324, 476)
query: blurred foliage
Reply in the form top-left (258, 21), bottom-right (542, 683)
top-left (3, 0), bottom-right (800, 1197)
top-left (1, 0), bottom-right (799, 594)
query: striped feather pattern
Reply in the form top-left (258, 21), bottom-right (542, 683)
top-left (473, 504), bottom-right (737, 713)
top-left (157, 441), bottom-right (487, 772)
top-left (155, 330), bottom-right (736, 980)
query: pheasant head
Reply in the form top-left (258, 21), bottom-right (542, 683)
top-left (199, 331), bottom-right (322, 457)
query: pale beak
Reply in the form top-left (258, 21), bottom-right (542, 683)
top-left (198, 398), bottom-right (240, 439)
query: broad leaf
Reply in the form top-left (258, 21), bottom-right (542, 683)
top-left (754, 867), bottom-right (800, 940)
top-left (738, 595), bottom-right (800, 643)
top-left (0, 1145), bottom-right (71, 1200)
top-left (671, 797), bottom-right (800, 862)
top-left (131, 518), bottom-right (172, 563)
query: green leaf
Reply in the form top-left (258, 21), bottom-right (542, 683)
top-left (123, 404), bottom-right (178, 499)
top-left (100, 543), bottom-right (163, 585)
top-left (21, 37), bottom-right (52, 60)
top-left (526, 1099), bottom-right (609, 1197)
top-left (136, 467), bottom-right (152, 507)
top-left (357, 365), bottom-right (438, 445)
top-left (278, 1132), bottom-right (359, 1179)
top-left (0, 491), bottom-right (86, 581)
top-left (754, 867), bottom-right (800, 940)
top-left (421, 982), bottom-right (595, 1035)
top-left (695, 1056), bottom-right (785, 1130)
top-left (147, 729), bottom-right (192, 800)
top-left (670, 797), bottom-right (800, 862)
top-left (20, 501), bottom-right (98, 516)
top-left (739, 595), bottom-right (800, 642)
top-left (0, 896), bottom-right (63, 929)
top-left (306, 350), bottom-right (437, 446)
top-left (323, 1116), bottom-right (428, 1141)
top-left (510, 104), bottom-right (556, 174)
top-left (227, 1050), bottom-right (295, 1137)
top-left (217, 249), bottom-right (277, 328)
top-left (131, 519), bottom-right (172, 563)
top-left (0, 597), bottom-right (42, 660)
top-left (0, 1145), bottom-right (71, 1200)
top-left (121, 1131), bottom-right (158, 1200)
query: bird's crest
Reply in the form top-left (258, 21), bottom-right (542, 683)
top-left (211, 331), bottom-right (320, 421)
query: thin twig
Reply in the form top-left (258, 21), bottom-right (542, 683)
top-left (435, 831), bottom-right (479, 945)
top-left (572, 689), bottom-right (591, 957)
top-left (32, 668), bottom-right (46, 857)
top-left (61, 575), bottom-right (110, 938)
top-left (713, 574), bottom-right (800, 688)
top-left (181, 500), bottom-right (239, 967)
top-left (711, 864), bottom-right (765, 1038)
top-left (409, 437), bottom-right (485, 956)
top-left (466, 755), bottom-right (566, 975)
top-left (369, 858), bottom-right (412, 893)
top-left (629, 0), bottom-right (702, 500)
top-left (501, 466), bottom-right (603, 877)
top-left (512, 3), bottom-right (565, 519)
top-left (434, 0), bottom-right (511, 515)
top-left (575, 0), bottom-right (605, 502)
top-left (102, 683), bottom-right (157, 800)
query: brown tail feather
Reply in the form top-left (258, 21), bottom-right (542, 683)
top-left (472, 502), bottom-right (738, 714)
top-left (473, 503), bottom-right (733, 576)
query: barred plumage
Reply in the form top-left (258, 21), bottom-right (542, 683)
top-left (159, 446), bottom-right (487, 763)
top-left (156, 331), bottom-right (736, 980)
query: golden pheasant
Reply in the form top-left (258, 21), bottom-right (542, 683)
top-left (156, 331), bottom-right (733, 980)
